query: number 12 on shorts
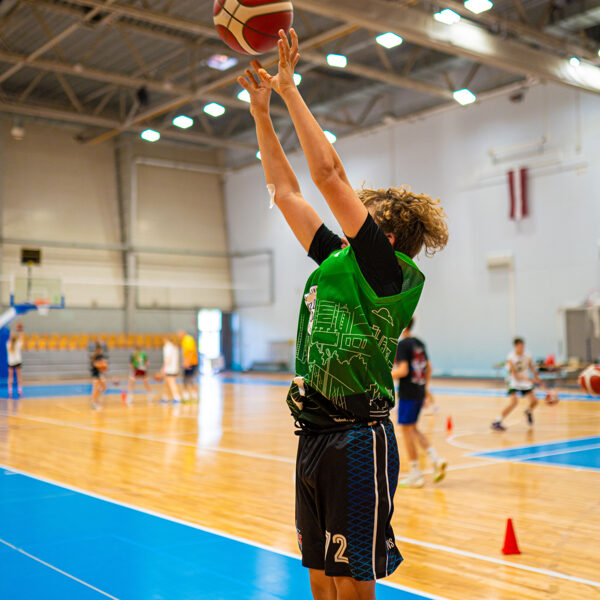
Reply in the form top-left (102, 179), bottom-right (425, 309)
top-left (325, 530), bottom-right (349, 563)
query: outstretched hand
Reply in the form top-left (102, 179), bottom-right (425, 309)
top-left (237, 60), bottom-right (271, 117)
top-left (256, 28), bottom-right (300, 98)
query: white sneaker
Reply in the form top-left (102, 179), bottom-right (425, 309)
top-left (433, 458), bottom-right (448, 483)
top-left (399, 473), bottom-right (425, 488)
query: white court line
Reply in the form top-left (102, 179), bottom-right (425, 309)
top-left (378, 579), bottom-right (452, 600)
top-left (0, 537), bottom-right (118, 599)
top-left (3, 464), bottom-right (599, 594)
top-left (0, 411), bottom-right (296, 465)
top-left (0, 465), bottom-right (453, 600)
top-left (395, 536), bottom-right (600, 589)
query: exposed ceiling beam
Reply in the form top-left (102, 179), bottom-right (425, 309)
top-left (0, 0), bottom-right (119, 84)
top-left (0, 100), bottom-right (256, 150)
top-left (0, 46), bottom-right (351, 132)
top-left (28, 0), bottom-right (207, 46)
top-left (436, 0), bottom-right (600, 64)
top-left (0, 49), bottom-right (191, 95)
top-left (231, 77), bottom-right (536, 170)
top-left (83, 24), bottom-right (359, 145)
top-left (293, 0), bottom-right (600, 94)
top-left (59, 0), bottom-right (217, 37)
top-left (301, 50), bottom-right (452, 99)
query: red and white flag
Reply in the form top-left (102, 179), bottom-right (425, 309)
top-left (507, 167), bottom-right (528, 220)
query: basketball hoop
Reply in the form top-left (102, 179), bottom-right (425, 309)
top-left (34, 300), bottom-right (50, 316)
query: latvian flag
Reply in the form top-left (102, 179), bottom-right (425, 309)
top-left (507, 168), bottom-right (528, 220)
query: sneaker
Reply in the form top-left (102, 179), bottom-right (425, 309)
top-left (399, 473), bottom-right (425, 488)
top-left (491, 420), bottom-right (506, 431)
top-left (433, 458), bottom-right (448, 483)
top-left (525, 409), bottom-right (534, 426)
top-left (91, 401), bottom-right (101, 410)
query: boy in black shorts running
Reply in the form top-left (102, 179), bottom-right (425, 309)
top-left (392, 319), bottom-right (446, 488)
top-left (238, 30), bottom-right (448, 599)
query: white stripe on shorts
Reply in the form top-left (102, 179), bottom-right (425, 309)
top-left (381, 423), bottom-right (391, 575)
top-left (371, 427), bottom-right (379, 578)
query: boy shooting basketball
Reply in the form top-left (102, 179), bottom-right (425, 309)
top-left (492, 337), bottom-right (540, 431)
top-left (238, 29), bottom-right (448, 599)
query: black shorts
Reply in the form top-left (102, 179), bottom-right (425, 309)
top-left (507, 387), bottom-right (534, 396)
top-left (8, 363), bottom-right (22, 369)
top-left (183, 364), bottom-right (198, 380)
top-left (295, 419), bottom-right (403, 581)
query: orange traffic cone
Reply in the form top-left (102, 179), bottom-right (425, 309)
top-left (446, 416), bottom-right (453, 435)
top-left (501, 518), bottom-right (521, 555)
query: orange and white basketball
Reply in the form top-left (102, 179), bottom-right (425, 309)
top-left (578, 364), bottom-right (600, 395)
top-left (213, 0), bottom-right (293, 55)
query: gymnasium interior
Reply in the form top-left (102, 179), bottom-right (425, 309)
top-left (0, 0), bottom-right (599, 598)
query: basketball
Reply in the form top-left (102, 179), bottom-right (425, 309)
top-left (97, 359), bottom-right (108, 372)
top-left (213, 0), bottom-right (293, 55)
top-left (154, 372), bottom-right (164, 382)
top-left (545, 390), bottom-right (559, 405)
top-left (578, 364), bottom-right (600, 395)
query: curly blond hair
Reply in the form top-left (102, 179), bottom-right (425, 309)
top-left (357, 185), bottom-right (448, 258)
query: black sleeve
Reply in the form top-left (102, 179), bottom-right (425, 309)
top-left (347, 214), bottom-right (403, 296)
top-left (308, 223), bottom-right (343, 265)
top-left (395, 339), bottom-right (411, 364)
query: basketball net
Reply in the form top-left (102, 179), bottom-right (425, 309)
top-left (34, 299), bottom-right (50, 317)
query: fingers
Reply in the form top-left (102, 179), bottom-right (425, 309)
top-left (250, 59), bottom-right (263, 73)
top-left (289, 28), bottom-right (298, 56)
top-left (257, 68), bottom-right (271, 85)
top-left (245, 68), bottom-right (259, 89)
top-left (293, 54), bottom-right (300, 68)
top-left (277, 38), bottom-right (287, 67)
top-left (237, 75), bottom-right (250, 90)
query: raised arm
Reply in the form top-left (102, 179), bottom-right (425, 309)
top-left (238, 63), bottom-right (321, 252)
top-left (257, 30), bottom-right (368, 238)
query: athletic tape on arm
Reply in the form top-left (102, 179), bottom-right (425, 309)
top-left (266, 184), bottom-right (276, 209)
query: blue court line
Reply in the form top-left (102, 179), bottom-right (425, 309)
top-left (0, 466), bottom-right (450, 600)
top-left (1, 376), bottom-right (598, 401)
top-left (472, 435), bottom-right (600, 459)
top-left (470, 436), bottom-right (600, 472)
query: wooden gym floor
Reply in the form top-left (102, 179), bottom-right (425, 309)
top-left (0, 374), bottom-right (599, 599)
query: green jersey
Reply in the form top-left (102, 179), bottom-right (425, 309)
top-left (130, 351), bottom-right (148, 371)
top-left (286, 245), bottom-right (424, 427)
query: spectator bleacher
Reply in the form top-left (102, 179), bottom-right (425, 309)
top-left (19, 333), bottom-right (168, 380)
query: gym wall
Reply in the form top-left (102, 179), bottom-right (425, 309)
top-left (0, 118), bottom-right (232, 333)
top-left (224, 82), bottom-right (600, 376)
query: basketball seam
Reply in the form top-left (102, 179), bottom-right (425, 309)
top-left (215, 0), bottom-right (237, 43)
top-left (218, 1), bottom-right (292, 41)
top-left (215, 2), bottom-right (254, 54)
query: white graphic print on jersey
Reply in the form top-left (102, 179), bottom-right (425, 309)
top-left (304, 285), bottom-right (318, 335)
